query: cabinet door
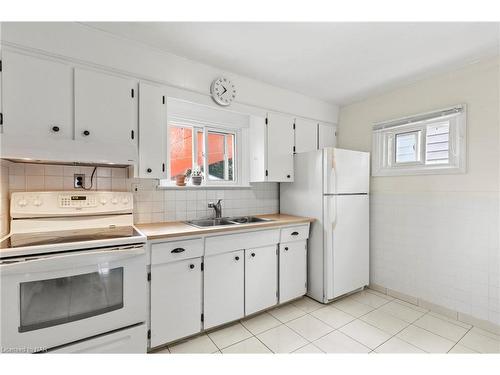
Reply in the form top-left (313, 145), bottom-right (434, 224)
top-left (267, 112), bottom-right (294, 182)
top-left (204, 250), bottom-right (244, 329)
top-left (318, 123), bottom-right (337, 149)
top-left (249, 115), bottom-right (267, 182)
top-left (245, 245), bottom-right (278, 315)
top-left (75, 68), bottom-right (137, 145)
top-left (279, 240), bottom-right (307, 303)
top-left (150, 258), bottom-right (202, 347)
top-left (295, 118), bottom-right (318, 153)
top-left (139, 82), bottom-right (167, 179)
top-left (2, 51), bottom-right (73, 139)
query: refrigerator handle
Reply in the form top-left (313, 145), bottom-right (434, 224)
top-left (330, 195), bottom-right (337, 230)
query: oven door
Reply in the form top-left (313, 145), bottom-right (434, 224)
top-left (0, 244), bottom-right (146, 352)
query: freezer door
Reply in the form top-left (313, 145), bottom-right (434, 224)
top-left (323, 148), bottom-right (370, 194)
top-left (324, 195), bottom-right (369, 300)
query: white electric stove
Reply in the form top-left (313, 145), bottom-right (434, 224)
top-left (0, 191), bottom-right (147, 354)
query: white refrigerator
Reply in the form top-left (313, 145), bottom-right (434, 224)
top-left (280, 148), bottom-right (370, 303)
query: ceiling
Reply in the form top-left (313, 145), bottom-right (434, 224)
top-left (84, 22), bottom-right (499, 105)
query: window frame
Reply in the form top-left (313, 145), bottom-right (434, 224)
top-left (372, 105), bottom-right (466, 176)
top-left (166, 120), bottom-right (241, 186)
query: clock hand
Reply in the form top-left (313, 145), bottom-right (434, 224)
top-left (221, 86), bottom-right (227, 95)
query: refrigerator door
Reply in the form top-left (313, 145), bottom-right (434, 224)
top-left (324, 148), bottom-right (370, 194)
top-left (324, 194), bottom-right (369, 300)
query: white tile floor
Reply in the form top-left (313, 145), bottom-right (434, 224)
top-left (153, 289), bottom-right (500, 354)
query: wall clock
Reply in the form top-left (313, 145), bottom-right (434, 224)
top-left (210, 77), bottom-right (236, 106)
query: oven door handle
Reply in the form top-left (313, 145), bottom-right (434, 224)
top-left (0, 246), bottom-right (145, 275)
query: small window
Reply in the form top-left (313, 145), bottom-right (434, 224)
top-left (372, 105), bottom-right (466, 176)
top-left (168, 123), bottom-right (238, 185)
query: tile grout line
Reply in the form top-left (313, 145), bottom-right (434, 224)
top-left (446, 325), bottom-right (474, 353)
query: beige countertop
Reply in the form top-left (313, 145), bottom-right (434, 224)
top-left (136, 214), bottom-right (314, 240)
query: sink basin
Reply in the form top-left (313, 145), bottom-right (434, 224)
top-left (185, 218), bottom-right (235, 228)
top-left (227, 216), bottom-right (274, 224)
top-left (185, 216), bottom-right (274, 228)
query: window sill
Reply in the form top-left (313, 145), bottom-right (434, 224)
top-left (157, 184), bottom-right (253, 190)
top-left (372, 165), bottom-right (466, 177)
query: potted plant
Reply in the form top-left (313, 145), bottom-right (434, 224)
top-left (175, 169), bottom-right (190, 187)
top-left (190, 167), bottom-right (204, 186)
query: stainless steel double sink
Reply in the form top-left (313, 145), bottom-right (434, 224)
top-left (185, 216), bottom-right (273, 228)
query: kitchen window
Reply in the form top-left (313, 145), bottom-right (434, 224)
top-left (168, 123), bottom-right (238, 185)
top-left (372, 105), bottom-right (466, 176)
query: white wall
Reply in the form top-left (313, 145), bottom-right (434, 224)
top-left (0, 22), bottom-right (338, 123)
top-left (338, 58), bottom-right (500, 328)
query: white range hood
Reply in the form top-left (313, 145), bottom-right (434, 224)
top-left (0, 134), bottom-right (138, 167)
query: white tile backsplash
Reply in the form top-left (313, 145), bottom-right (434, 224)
top-left (2, 161), bottom-right (280, 229)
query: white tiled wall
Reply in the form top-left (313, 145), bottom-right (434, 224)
top-left (371, 191), bottom-right (500, 327)
top-left (1, 161), bottom-right (280, 232)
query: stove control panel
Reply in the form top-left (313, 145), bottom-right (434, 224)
top-left (11, 191), bottom-right (134, 218)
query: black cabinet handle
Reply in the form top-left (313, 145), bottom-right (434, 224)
top-left (251, 253), bottom-right (256, 257)
top-left (291, 231), bottom-right (299, 236)
top-left (286, 174), bottom-right (291, 178)
top-left (189, 264), bottom-right (195, 269)
top-left (171, 248), bottom-right (185, 253)
top-left (52, 126), bottom-right (60, 132)
top-left (83, 130), bottom-right (90, 136)
top-left (147, 168), bottom-right (152, 173)
top-left (235, 256), bottom-right (240, 261)
top-left (284, 247), bottom-right (289, 251)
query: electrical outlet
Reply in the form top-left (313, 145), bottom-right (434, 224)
top-left (74, 174), bottom-right (85, 189)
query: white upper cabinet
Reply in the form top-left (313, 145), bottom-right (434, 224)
top-left (74, 68), bottom-right (137, 146)
top-left (249, 113), bottom-right (294, 182)
top-left (138, 82), bottom-right (167, 179)
top-left (2, 50), bottom-right (73, 139)
top-left (294, 117), bottom-right (318, 153)
top-left (318, 122), bottom-right (337, 149)
top-left (267, 112), bottom-right (294, 182)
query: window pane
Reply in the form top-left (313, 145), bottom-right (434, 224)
top-left (196, 130), bottom-right (204, 173)
top-left (426, 121), bottom-right (449, 164)
top-left (227, 133), bottom-right (234, 181)
top-left (207, 132), bottom-right (225, 180)
top-left (395, 131), bottom-right (419, 163)
top-left (207, 131), bottom-right (235, 181)
top-left (170, 126), bottom-right (193, 180)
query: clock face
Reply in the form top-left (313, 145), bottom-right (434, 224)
top-left (211, 77), bottom-right (236, 106)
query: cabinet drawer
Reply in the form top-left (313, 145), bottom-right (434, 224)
top-left (151, 239), bottom-right (203, 265)
top-left (280, 224), bottom-right (310, 243)
top-left (205, 229), bottom-right (280, 257)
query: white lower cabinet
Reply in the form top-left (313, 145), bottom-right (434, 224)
top-left (279, 240), bottom-right (307, 303)
top-left (204, 249), bottom-right (245, 329)
top-left (245, 246), bottom-right (278, 315)
top-left (150, 257), bottom-right (202, 347)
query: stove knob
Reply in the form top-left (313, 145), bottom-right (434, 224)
top-left (18, 199), bottom-right (28, 207)
top-left (111, 197), bottom-right (118, 205)
top-left (122, 197), bottom-right (130, 205)
top-left (100, 198), bottom-right (107, 205)
top-left (33, 198), bottom-right (43, 207)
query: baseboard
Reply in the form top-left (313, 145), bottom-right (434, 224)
top-left (368, 284), bottom-right (500, 336)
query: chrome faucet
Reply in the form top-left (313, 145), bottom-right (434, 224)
top-left (208, 199), bottom-right (223, 218)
